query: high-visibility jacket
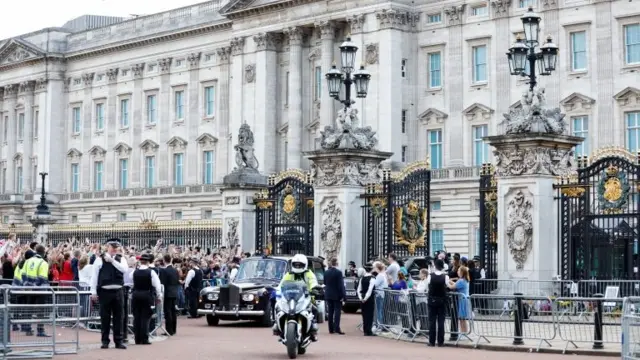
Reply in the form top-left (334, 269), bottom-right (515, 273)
top-left (280, 269), bottom-right (318, 293)
top-left (12, 264), bottom-right (23, 286)
top-left (22, 255), bottom-right (49, 287)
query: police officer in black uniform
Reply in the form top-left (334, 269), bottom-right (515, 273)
top-left (90, 239), bottom-right (129, 349)
top-left (131, 252), bottom-right (163, 345)
top-left (184, 257), bottom-right (203, 318)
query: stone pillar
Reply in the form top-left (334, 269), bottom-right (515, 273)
top-left (131, 63), bottom-right (144, 188)
top-left (443, 6), bottom-right (465, 166)
top-left (4, 84), bottom-right (18, 194)
top-left (216, 47), bottom-right (231, 181)
top-left (229, 38), bottom-right (245, 169)
top-left (315, 21), bottom-right (335, 131)
top-left (285, 27), bottom-right (304, 169)
top-left (220, 187), bottom-right (263, 252)
top-left (253, 33), bottom-right (279, 175)
top-left (20, 81), bottom-right (35, 193)
top-left (187, 52), bottom-right (201, 185)
top-left (158, 58), bottom-right (172, 186)
top-left (81, 73), bottom-right (94, 191)
top-left (106, 68), bottom-right (119, 188)
top-left (33, 79), bottom-right (46, 193)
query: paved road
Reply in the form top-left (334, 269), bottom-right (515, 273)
top-left (57, 314), bottom-right (602, 360)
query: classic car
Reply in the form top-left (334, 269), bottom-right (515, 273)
top-left (198, 255), bottom-right (326, 326)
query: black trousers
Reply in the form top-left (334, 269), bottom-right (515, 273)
top-left (122, 287), bottom-right (131, 341)
top-left (131, 293), bottom-right (153, 344)
top-left (361, 298), bottom-right (375, 335)
top-left (186, 289), bottom-right (199, 318)
top-left (428, 298), bottom-right (446, 346)
top-left (98, 289), bottom-right (124, 345)
top-left (416, 303), bottom-right (429, 331)
top-left (326, 300), bottom-right (342, 333)
top-left (24, 294), bottom-right (46, 334)
top-left (163, 297), bottom-right (177, 335)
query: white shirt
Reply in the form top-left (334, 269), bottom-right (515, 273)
top-left (229, 268), bottom-right (238, 282)
top-left (416, 279), bottom-right (428, 293)
top-left (386, 262), bottom-right (400, 283)
top-left (184, 267), bottom-right (200, 289)
top-left (373, 272), bottom-right (387, 293)
top-left (137, 265), bottom-right (163, 299)
top-left (425, 270), bottom-right (450, 286)
top-left (78, 264), bottom-right (93, 285)
top-left (357, 274), bottom-right (375, 302)
top-left (90, 253), bottom-right (129, 296)
top-left (124, 268), bottom-right (135, 287)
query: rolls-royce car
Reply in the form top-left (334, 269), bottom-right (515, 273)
top-left (198, 255), bottom-right (326, 326)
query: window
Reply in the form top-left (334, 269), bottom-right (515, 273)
top-left (431, 229), bottom-right (444, 253)
top-left (147, 95), bottom-right (157, 124)
top-left (428, 129), bottom-right (443, 169)
top-left (17, 113), bottom-right (24, 140)
top-left (173, 210), bottom-right (183, 220)
top-left (74, 78), bottom-right (81, 85)
top-left (473, 125), bottom-right (489, 166)
top-left (70, 215), bottom-right (78, 224)
top-left (95, 103), bottom-right (105, 130)
top-left (3, 116), bottom-right (8, 142)
top-left (431, 201), bottom-right (442, 211)
top-left (94, 161), bottom-right (103, 191)
top-left (145, 156), bottom-right (155, 188)
top-left (118, 213), bottom-right (127, 221)
top-left (204, 54), bottom-right (212, 62)
top-left (120, 99), bottom-right (129, 128)
top-left (570, 31), bottom-right (587, 71)
top-left (427, 14), bottom-right (441, 23)
top-left (119, 159), bottom-right (128, 189)
top-left (285, 71), bottom-right (290, 106)
top-left (572, 116), bottom-right (589, 157)
top-left (16, 167), bottom-right (22, 194)
top-left (472, 5), bottom-right (488, 16)
top-left (70, 164), bottom-right (80, 192)
top-left (203, 150), bottom-right (214, 184)
top-left (401, 110), bottom-right (407, 133)
top-left (121, 70), bottom-right (128, 76)
top-left (518, 0), bottom-right (534, 8)
top-left (401, 146), bottom-right (407, 162)
top-left (203, 210), bottom-right (213, 219)
top-left (72, 107), bottom-right (81, 134)
top-left (175, 90), bottom-right (185, 120)
top-left (401, 59), bottom-right (407, 78)
top-left (93, 213), bottom-right (102, 222)
top-left (204, 86), bottom-right (215, 117)
top-left (473, 45), bottom-right (487, 82)
top-left (428, 52), bottom-right (442, 88)
top-left (175, 59), bottom-right (184, 67)
top-left (314, 66), bottom-right (322, 100)
top-left (625, 24), bottom-right (640, 65)
top-left (148, 64), bottom-right (155, 72)
top-left (174, 153), bottom-right (184, 186)
top-left (626, 112), bottom-right (640, 153)
top-left (33, 110), bottom-right (39, 139)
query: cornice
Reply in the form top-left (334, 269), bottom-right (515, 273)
top-left (0, 54), bottom-right (64, 72)
top-left (223, 0), bottom-right (320, 20)
top-left (65, 21), bottom-right (232, 61)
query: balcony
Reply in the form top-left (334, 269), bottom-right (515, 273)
top-left (430, 166), bottom-right (482, 182)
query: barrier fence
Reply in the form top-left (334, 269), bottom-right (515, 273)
top-left (622, 297), bottom-right (640, 360)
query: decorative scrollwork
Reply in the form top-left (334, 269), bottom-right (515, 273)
top-left (590, 146), bottom-right (637, 164)
top-left (270, 169), bottom-right (311, 185)
top-left (394, 200), bottom-right (427, 255)
top-left (598, 165), bottom-right (630, 214)
top-left (393, 158), bottom-right (431, 182)
top-left (506, 190), bottom-right (533, 270)
top-left (279, 184), bottom-right (299, 222)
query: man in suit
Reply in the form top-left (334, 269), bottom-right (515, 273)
top-left (323, 257), bottom-right (346, 335)
top-left (158, 254), bottom-right (180, 336)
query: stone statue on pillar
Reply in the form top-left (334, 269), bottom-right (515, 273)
top-left (501, 88), bottom-right (566, 135)
top-left (224, 123), bottom-right (266, 186)
top-left (319, 107), bottom-right (378, 151)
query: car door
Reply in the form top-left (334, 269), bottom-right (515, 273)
top-left (310, 259), bottom-right (325, 285)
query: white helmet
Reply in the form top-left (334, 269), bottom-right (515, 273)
top-left (291, 254), bottom-right (308, 274)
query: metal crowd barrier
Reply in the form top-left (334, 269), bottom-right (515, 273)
top-left (473, 278), bottom-right (640, 298)
top-left (622, 297), bottom-right (640, 360)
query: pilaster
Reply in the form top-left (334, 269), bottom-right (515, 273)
top-left (19, 81), bottom-right (35, 193)
top-left (185, 52), bottom-right (201, 185)
top-left (444, 6), bottom-right (465, 166)
top-left (81, 72), bottom-right (94, 191)
top-left (315, 21), bottom-right (336, 131)
top-left (3, 85), bottom-right (17, 194)
top-left (33, 79), bottom-right (46, 193)
top-left (0, 87), bottom-right (4, 192)
top-left (229, 37), bottom-right (245, 170)
top-left (492, 1), bottom-right (512, 118)
top-left (43, 79), bottom-right (65, 194)
top-left (285, 27), bottom-right (304, 169)
top-left (158, 57), bottom-right (172, 186)
top-left (131, 63), bottom-right (144, 189)
top-left (217, 46), bottom-right (231, 182)
top-left (594, 1), bottom-right (615, 146)
top-left (106, 68), bottom-right (119, 189)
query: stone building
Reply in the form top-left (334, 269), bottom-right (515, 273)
top-left (0, 0), bottom-right (638, 256)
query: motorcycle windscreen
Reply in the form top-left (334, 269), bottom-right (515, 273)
top-left (280, 281), bottom-right (307, 302)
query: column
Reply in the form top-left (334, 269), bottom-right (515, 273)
top-left (444, 6), bottom-right (465, 166)
top-left (284, 27), bottom-right (304, 169)
top-left (80, 73), bottom-right (94, 191)
top-left (131, 63), bottom-right (145, 188)
top-left (0, 87), bottom-right (4, 192)
top-left (158, 57), bottom-right (173, 186)
top-left (106, 68), bottom-right (119, 188)
top-left (20, 81), bottom-right (35, 193)
top-left (216, 46), bottom-right (231, 181)
top-left (376, 10), bottom-right (404, 162)
top-left (3, 85), bottom-right (17, 194)
top-left (492, 1), bottom-right (512, 121)
top-left (594, 1), bottom-right (615, 146)
top-left (33, 79), bottom-right (47, 193)
top-left (42, 78), bottom-right (65, 194)
top-left (316, 21), bottom-right (335, 130)
top-left (229, 37), bottom-right (245, 169)
top-left (253, 33), bottom-right (279, 175)
top-left (187, 52), bottom-right (201, 185)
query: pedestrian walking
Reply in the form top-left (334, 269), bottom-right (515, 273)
top-left (131, 252), bottom-right (162, 345)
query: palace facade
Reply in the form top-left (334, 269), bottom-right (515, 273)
top-left (0, 0), bottom-right (638, 256)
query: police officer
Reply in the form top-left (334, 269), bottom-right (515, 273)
top-left (183, 257), bottom-right (203, 318)
top-left (12, 249), bottom-right (34, 332)
top-left (22, 245), bottom-right (49, 337)
top-left (131, 252), bottom-right (162, 345)
top-left (90, 239), bottom-right (129, 349)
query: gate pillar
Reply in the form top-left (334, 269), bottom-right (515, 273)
top-left (306, 149), bottom-right (392, 268)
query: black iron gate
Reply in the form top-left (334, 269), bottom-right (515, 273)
top-left (361, 160), bottom-right (431, 262)
top-left (556, 150), bottom-right (640, 280)
top-left (254, 170), bottom-right (314, 256)
top-left (479, 163), bottom-right (498, 279)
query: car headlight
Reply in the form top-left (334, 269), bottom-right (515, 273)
top-left (242, 293), bottom-right (255, 302)
top-left (207, 293), bottom-right (219, 301)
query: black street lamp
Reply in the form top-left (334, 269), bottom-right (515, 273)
top-left (507, 7), bottom-right (559, 91)
top-left (35, 172), bottom-right (50, 216)
top-left (325, 36), bottom-right (371, 108)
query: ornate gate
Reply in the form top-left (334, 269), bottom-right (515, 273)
top-left (479, 163), bottom-right (498, 279)
top-left (361, 160), bottom-right (431, 262)
top-left (556, 148), bottom-right (640, 280)
top-left (254, 169), bottom-right (314, 256)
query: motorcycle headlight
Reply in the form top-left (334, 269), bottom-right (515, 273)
top-left (207, 293), bottom-right (219, 301)
top-left (242, 293), bottom-right (255, 302)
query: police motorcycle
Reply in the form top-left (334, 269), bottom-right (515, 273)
top-left (269, 281), bottom-right (324, 359)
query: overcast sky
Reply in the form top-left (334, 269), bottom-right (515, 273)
top-left (0, 0), bottom-right (213, 40)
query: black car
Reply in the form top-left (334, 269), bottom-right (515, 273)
top-left (198, 255), bottom-right (326, 326)
top-left (342, 256), bottom-right (431, 313)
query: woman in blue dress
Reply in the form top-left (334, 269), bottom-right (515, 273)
top-left (448, 266), bottom-right (470, 334)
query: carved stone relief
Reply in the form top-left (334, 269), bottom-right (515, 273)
top-left (131, 63), bottom-right (145, 78)
top-left (347, 14), bottom-right (365, 34)
top-left (319, 107), bottom-right (378, 151)
top-left (506, 190), bottom-right (533, 270)
top-left (245, 64), bottom-right (256, 83)
top-left (230, 37), bottom-right (245, 56)
top-left (365, 43), bottom-right (379, 65)
top-left (106, 68), bottom-right (119, 82)
top-left (225, 196), bottom-right (240, 205)
top-left (140, 140), bottom-right (159, 154)
top-left (113, 142), bottom-right (132, 157)
top-left (187, 52), bottom-right (201, 68)
top-left (82, 73), bottom-right (95, 86)
top-left (501, 88), bottom-right (567, 135)
top-left (167, 136), bottom-right (188, 151)
top-left (158, 58), bottom-right (173, 73)
top-left (225, 218), bottom-right (239, 248)
top-left (216, 47), bottom-right (231, 63)
top-left (444, 5), bottom-right (465, 26)
top-left (311, 160), bottom-right (382, 187)
top-left (493, 145), bottom-right (575, 177)
top-left (320, 200), bottom-right (342, 261)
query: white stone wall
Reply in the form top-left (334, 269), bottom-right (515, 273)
top-left (0, 0), bottom-right (638, 256)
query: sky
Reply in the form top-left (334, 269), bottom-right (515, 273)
top-left (0, 0), bottom-right (214, 40)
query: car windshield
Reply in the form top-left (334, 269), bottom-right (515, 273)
top-left (280, 281), bottom-right (307, 301)
top-left (235, 258), bottom-right (288, 282)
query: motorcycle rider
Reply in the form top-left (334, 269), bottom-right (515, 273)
top-left (273, 254), bottom-right (319, 341)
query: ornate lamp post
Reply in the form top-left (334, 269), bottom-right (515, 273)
top-left (325, 36), bottom-right (372, 108)
top-left (507, 7), bottom-right (559, 91)
top-left (35, 172), bottom-right (50, 216)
